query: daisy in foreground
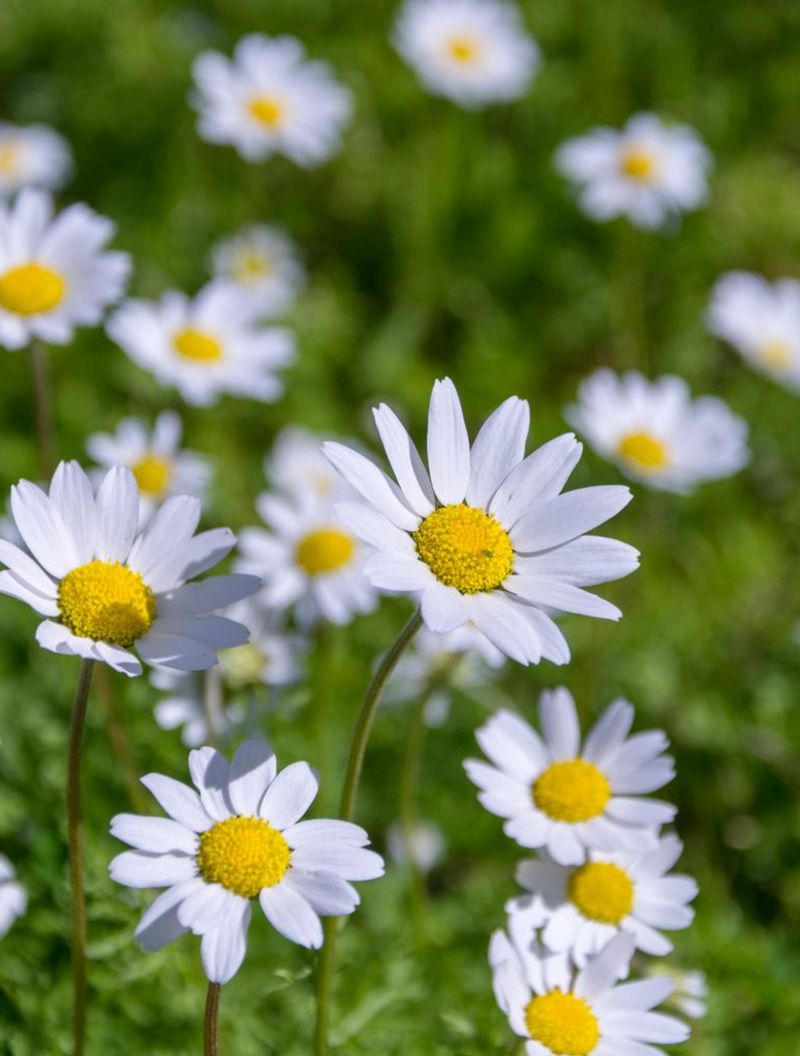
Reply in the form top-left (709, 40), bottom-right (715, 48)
top-left (0, 188), bottom-right (130, 349)
top-left (706, 271), bottom-right (800, 391)
top-left (491, 930), bottom-right (690, 1056)
top-left (393, 0), bottom-right (540, 108)
top-left (107, 281), bottom-right (294, 407)
top-left (191, 34), bottom-right (352, 167)
top-left (109, 739), bottom-right (384, 981)
top-left (0, 121), bottom-right (72, 197)
top-left (209, 224), bottom-right (304, 318)
top-left (465, 690), bottom-right (676, 864)
top-left (323, 378), bottom-right (639, 665)
top-left (555, 113), bottom-right (711, 230)
top-left (0, 854), bottom-right (27, 938)
top-left (566, 369), bottom-right (749, 492)
top-left (0, 460), bottom-right (259, 676)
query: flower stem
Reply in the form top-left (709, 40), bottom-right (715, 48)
top-left (66, 658), bottom-right (95, 1056)
top-left (313, 609), bottom-right (423, 1055)
top-left (30, 340), bottom-right (55, 480)
top-left (204, 983), bottom-right (221, 1056)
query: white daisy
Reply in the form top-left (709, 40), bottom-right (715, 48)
top-left (86, 410), bottom-right (212, 523)
top-left (643, 964), bottom-right (707, 1020)
top-left (0, 122), bottom-right (72, 197)
top-left (566, 370), bottom-right (749, 493)
top-left (323, 378), bottom-right (639, 666)
top-left (386, 819), bottom-right (445, 874)
top-left (107, 281), bottom-right (294, 407)
top-left (706, 271), bottom-right (800, 390)
top-left (555, 113), bottom-right (711, 230)
top-left (109, 739), bottom-right (384, 981)
top-left (191, 34), bottom-right (352, 167)
top-left (208, 224), bottom-right (304, 318)
top-left (0, 854), bottom-right (27, 938)
top-left (0, 460), bottom-right (259, 677)
top-left (393, 0), bottom-right (540, 109)
top-left (0, 188), bottom-right (130, 350)
top-left (151, 668), bottom-right (243, 748)
top-left (266, 426), bottom-right (348, 503)
top-left (465, 690), bottom-right (676, 865)
top-left (491, 930), bottom-right (690, 1056)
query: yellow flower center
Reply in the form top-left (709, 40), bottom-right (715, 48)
top-left (131, 453), bottom-right (172, 497)
top-left (568, 861), bottom-right (635, 924)
top-left (221, 642), bottom-right (267, 686)
top-left (234, 251), bottom-right (273, 282)
top-left (413, 504), bottom-right (514, 594)
top-left (58, 560), bottom-right (156, 646)
top-left (447, 35), bottom-right (480, 63)
top-left (619, 147), bottom-right (657, 182)
top-left (295, 527), bottom-right (355, 576)
top-left (173, 327), bottom-right (223, 363)
top-left (758, 339), bottom-right (792, 371)
top-left (533, 760), bottom-right (611, 823)
top-left (197, 816), bottom-right (290, 898)
top-left (0, 263), bottom-right (66, 316)
top-left (617, 431), bottom-right (669, 471)
top-left (0, 141), bottom-right (20, 174)
top-left (525, 991), bottom-right (600, 1055)
top-left (248, 96), bottom-right (285, 128)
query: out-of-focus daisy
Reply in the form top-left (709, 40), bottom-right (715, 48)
top-left (566, 370), bottom-right (749, 493)
top-left (491, 930), bottom-right (690, 1056)
top-left (109, 739), bottom-right (384, 981)
top-left (209, 224), bottom-right (304, 318)
top-left (507, 835), bottom-right (697, 967)
top-left (107, 282), bottom-right (294, 407)
top-left (465, 690), bottom-right (676, 865)
top-left (386, 819), bottom-right (445, 873)
top-left (266, 427), bottom-right (347, 503)
top-left (644, 965), bottom-right (707, 1020)
top-left (0, 460), bottom-right (259, 677)
top-left (393, 0), bottom-right (540, 109)
top-left (191, 34), bottom-right (352, 167)
top-left (324, 378), bottom-right (638, 666)
top-left (0, 189), bottom-right (130, 350)
top-left (151, 668), bottom-right (243, 748)
top-left (707, 272), bottom-right (800, 390)
top-left (0, 122), bottom-right (72, 197)
top-left (0, 854), bottom-right (27, 938)
top-left (86, 411), bottom-right (212, 523)
top-left (555, 113), bottom-right (711, 230)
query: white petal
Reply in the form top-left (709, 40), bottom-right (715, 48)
top-left (420, 581), bottom-right (470, 632)
top-left (227, 739), bottom-right (277, 816)
top-left (178, 883), bottom-right (236, 934)
top-left (0, 540), bottom-right (58, 597)
top-left (140, 773), bottom-right (213, 832)
top-left (135, 881), bottom-right (198, 951)
top-left (159, 574), bottom-right (261, 616)
top-left (0, 570), bottom-right (59, 615)
top-left (468, 592), bottom-right (542, 665)
top-left (283, 819), bottom-right (369, 848)
top-left (136, 630), bottom-right (217, 672)
top-left (200, 900), bottom-right (251, 983)
top-left (259, 762), bottom-right (318, 828)
top-left (323, 443), bottom-right (419, 531)
top-left (10, 480), bottom-right (73, 578)
top-left (95, 467), bottom-right (138, 562)
top-left (110, 813), bottom-right (198, 855)
top-left (466, 396), bottom-right (530, 508)
top-left (575, 932), bottom-right (635, 1000)
top-left (47, 461), bottom-right (96, 563)
top-left (511, 486), bottom-right (633, 552)
top-left (506, 576), bottom-right (622, 620)
top-left (372, 403), bottom-right (434, 516)
top-left (538, 687), bottom-right (580, 759)
top-left (109, 850), bottom-right (196, 888)
top-left (289, 844), bottom-right (384, 880)
top-left (489, 434), bottom-right (582, 528)
top-left (94, 641), bottom-right (142, 677)
top-left (582, 700), bottom-right (634, 765)
top-left (427, 378), bottom-right (470, 505)
top-left (188, 747), bottom-right (232, 821)
top-left (259, 882), bottom-right (324, 947)
top-left (283, 871), bottom-right (360, 916)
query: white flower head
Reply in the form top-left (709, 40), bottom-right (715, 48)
top-left (323, 378), bottom-right (639, 666)
top-left (465, 690), bottom-right (676, 865)
top-left (0, 122), bottom-right (72, 197)
top-left (393, 0), bottom-right (540, 108)
top-left (0, 854), bottom-right (27, 938)
top-left (109, 739), bottom-right (384, 981)
top-left (0, 460), bottom-right (260, 677)
top-left (266, 426), bottom-right (349, 503)
top-left (555, 113), bottom-right (711, 230)
top-left (707, 271), bottom-right (800, 390)
top-left (219, 599), bottom-right (305, 691)
top-left (107, 281), bottom-right (294, 407)
top-left (566, 370), bottom-right (749, 493)
top-left (86, 410), bottom-right (212, 523)
top-left (151, 666), bottom-right (243, 748)
top-left (0, 189), bottom-right (130, 349)
top-left (643, 964), bottom-right (707, 1020)
top-left (209, 224), bottom-right (304, 318)
top-left (386, 820), bottom-right (445, 873)
top-left (191, 33), bottom-right (352, 167)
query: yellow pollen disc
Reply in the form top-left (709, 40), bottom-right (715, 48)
top-left (0, 142), bottom-right (20, 174)
top-left (758, 339), bottom-right (792, 371)
top-left (58, 560), bottom-right (156, 646)
top-left (525, 991), bottom-right (600, 1056)
top-left (173, 327), bottom-right (223, 362)
top-left (248, 96), bottom-right (285, 128)
top-left (533, 759), bottom-right (611, 823)
top-left (413, 504), bottom-right (514, 594)
top-left (131, 453), bottom-right (172, 497)
top-left (447, 35), bottom-right (480, 63)
top-left (619, 147), bottom-right (657, 182)
top-left (0, 262), bottom-right (66, 316)
top-left (197, 816), bottom-right (290, 898)
top-left (234, 251), bottom-right (272, 282)
top-left (617, 431), bottom-right (669, 471)
top-left (295, 527), bottom-right (355, 576)
top-left (568, 861), bottom-right (635, 924)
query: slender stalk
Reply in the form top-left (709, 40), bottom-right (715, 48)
top-left (94, 665), bottom-right (148, 813)
top-left (314, 609), bottom-right (423, 1055)
top-left (204, 983), bottom-right (221, 1056)
top-left (66, 659), bottom-right (95, 1056)
top-left (203, 667), bottom-right (224, 747)
top-left (30, 341), bottom-right (55, 480)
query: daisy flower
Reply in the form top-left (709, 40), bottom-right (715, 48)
top-left (191, 34), bottom-right (352, 167)
top-left (393, 0), bottom-right (540, 109)
top-left (555, 113), bottom-right (711, 230)
top-left (323, 378), bottom-right (639, 666)
top-left (266, 426), bottom-right (348, 503)
top-left (0, 854), bottom-right (27, 938)
top-left (566, 370), bottom-right (749, 493)
top-left (0, 460), bottom-right (259, 677)
top-left (491, 930), bottom-right (690, 1056)
top-left (707, 271), bottom-right (800, 390)
top-left (0, 122), bottom-right (72, 197)
top-left (107, 281), bottom-right (294, 407)
top-left (109, 739), bottom-right (384, 981)
top-left (152, 666), bottom-right (240, 748)
top-left (644, 965), bottom-right (707, 1020)
top-left (465, 690), bottom-right (676, 865)
top-left (386, 819), bottom-right (445, 874)
top-left (209, 224), bottom-right (304, 318)
top-left (0, 188), bottom-right (130, 350)
top-left (86, 410), bottom-right (212, 523)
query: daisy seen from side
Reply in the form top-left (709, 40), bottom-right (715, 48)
top-left (0, 122), bottom-right (72, 197)
top-left (0, 855), bottom-right (27, 938)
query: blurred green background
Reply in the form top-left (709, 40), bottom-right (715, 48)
top-left (1, 0), bottom-right (800, 1053)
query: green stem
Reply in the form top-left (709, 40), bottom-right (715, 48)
top-left (313, 609), bottom-right (423, 1055)
top-left (30, 340), bottom-right (55, 480)
top-left (66, 658), bottom-right (95, 1056)
top-left (204, 983), bottom-right (221, 1056)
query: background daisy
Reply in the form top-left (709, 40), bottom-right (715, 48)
top-left (0, 122), bottom-right (72, 197)
top-left (0, 855), bottom-right (27, 938)
top-left (208, 224), bottom-right (304, 318)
